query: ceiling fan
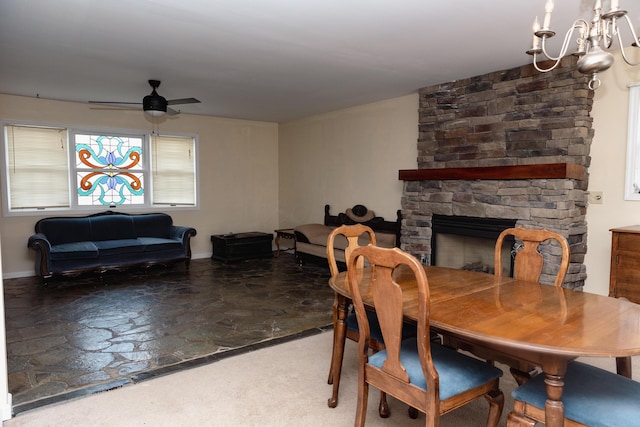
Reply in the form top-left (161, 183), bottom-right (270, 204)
top-left (89, 80), bottom-right (200, 117)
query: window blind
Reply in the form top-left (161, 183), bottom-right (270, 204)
top-left (151, 135), bottom-right (196, 205)
top-left (5, 125), bottom-right (70, 209)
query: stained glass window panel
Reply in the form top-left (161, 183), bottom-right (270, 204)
top-left (75, 134), bottom-right (143, 170)
top-left (76, 171), bottom-right (144, 206)
top-left (75, 134), bottom-right (144, 206)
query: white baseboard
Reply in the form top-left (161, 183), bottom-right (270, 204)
top-left (1, 270), bottom-right (33, 280)
top-left (0, 393), bottom-right (12, 420)
top-left (191, 252), bottom-right (211, 260)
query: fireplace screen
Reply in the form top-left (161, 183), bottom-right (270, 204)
top-left (431, 215), bottom-right (516, 275)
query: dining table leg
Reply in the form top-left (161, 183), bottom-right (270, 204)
top-left (616, 356), bottom-right (632, 378)
top-left (328, 293), bottom-right (349, 408)
top-left (543, 372), bottom-right (565, 427)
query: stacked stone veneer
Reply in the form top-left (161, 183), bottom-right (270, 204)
top-left (401, 57), bottom-right (593, 289)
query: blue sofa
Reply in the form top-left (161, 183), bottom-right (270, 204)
top-left (27, 211), bottom-right (197, 279)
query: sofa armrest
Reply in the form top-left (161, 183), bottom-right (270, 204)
top-left (27, 233), bottom-right (53, 278)
top-left (170, 226), bottom-right (197, 259)
top-left (28, 233), bottom-right (51, 251)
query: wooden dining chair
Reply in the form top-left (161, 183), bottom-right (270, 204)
top-left (508, 360), bottom-right (640, 427)
top-left (444, 228), bottom-right (570, 375)
top-left (326, 224), bottom-right (417, 416)
top-left (347, 245), bottom-right (504, 427)
top-left (495, 227), bottom-right (570, 288)
top-left (495, 227), bottom-right (571, 384)
top-left (443, 227), bottom-right (571, 383)
top-left (326, 224), bottom-right (388, 413)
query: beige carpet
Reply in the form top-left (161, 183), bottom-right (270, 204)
top-left (3, 331), bottom-right (636, 427)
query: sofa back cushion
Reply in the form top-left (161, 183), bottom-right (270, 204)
top-left (132, 214), bottom-right (173, 239)
top-left (376, 232), bottom-right (396, 248)
top-left (35, 212), bottom-right (175, 245)
top-left (36, 217), bottom-right (93, 245)
top-left (294, 224), bottom-right (335, 246)
top-left (89, 215), bottom-right (136, 241)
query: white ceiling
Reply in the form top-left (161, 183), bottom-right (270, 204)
top-left (1, 0), bottom-right (639, 122)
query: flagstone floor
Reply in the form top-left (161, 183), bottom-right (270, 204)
top-left (3, 253), bottom-right (334, 415)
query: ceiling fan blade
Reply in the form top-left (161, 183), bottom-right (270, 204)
top-left (88, 101), bottom-right (142, 106)
top-left (89, 106), bottom-right (141, 112)
top-left (167, 98), bottom-right (200, 105)
top-left (166, 106), bottom-right (180, 116)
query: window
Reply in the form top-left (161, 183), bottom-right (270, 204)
top-left (151, 135), bottom-right (196, 206)
top-left (626, 83), bottom-right (640, 200)
top-left (4, 124), bottom-right (70, 210)
top-left (2, 122), bottom-right (198, 214)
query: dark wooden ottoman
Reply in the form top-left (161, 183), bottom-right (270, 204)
top-left (211, 232), bottom-right (273, 261)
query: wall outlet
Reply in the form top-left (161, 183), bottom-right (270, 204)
top-left (588, 191), bottom-right (604, 204)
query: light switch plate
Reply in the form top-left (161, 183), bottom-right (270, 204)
top-left (588, 191), bottom-right (603, 204)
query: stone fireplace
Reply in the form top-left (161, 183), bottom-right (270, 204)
top-left (400, 57), bottom-right (592, 290)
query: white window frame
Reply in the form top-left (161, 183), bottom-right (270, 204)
top-left (625, 83), bottom-right (640, 200)
top-left (1, 120), bottom-right (200, 216)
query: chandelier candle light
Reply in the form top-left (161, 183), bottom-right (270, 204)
top-left (528, 0), bottom-right (640, 89)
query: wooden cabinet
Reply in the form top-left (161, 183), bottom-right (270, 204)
top-left (609, 226), bottom-right (640, 303)
top-left (211, 232), bottom-right (273, 261)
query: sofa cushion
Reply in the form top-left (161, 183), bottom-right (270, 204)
top-left (294, 223), bottom-right (394, 250)
top-left (137, 237), bottom-right (183, 252)
top-left (294, 224), bottom-right (336, 246)
top-left (94, 239), bottom-right (144, 256)
top-left (133, 214), bottom-right (172, 239)
top-left (50, 241), bottom-right (99, 261)
top-left (36, 218), bottom-right (93, 245)
top-left (90, 215), bottom-right (136, 241)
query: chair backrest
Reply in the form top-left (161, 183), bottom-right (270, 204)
top-left (326, 224), bottom-right (377, 284)
top-left (495, 227), bottom-right (570, 288)
top-left (346, 245), bottom-right (438, 401)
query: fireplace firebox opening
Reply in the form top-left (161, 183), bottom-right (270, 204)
top-left (431, 215), bottom-right (517, 275)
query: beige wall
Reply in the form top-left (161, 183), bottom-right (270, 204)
top-left (4, 66), bottom-right (630, 291)
top-left (585, 50), bottom-right (640, 295)
top-left (0, 94), bottom-right (279, 277)
top-left (278, 94), bottom-right (418, 228)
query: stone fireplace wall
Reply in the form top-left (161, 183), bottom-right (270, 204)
top-left (401, 57), bottom-right (593, 289)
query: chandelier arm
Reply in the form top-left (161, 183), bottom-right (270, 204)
top-left (618, 14), bottom-right (640, 67)
top-left (532, 53), bottom-right (563, 73)
top-left (603, 18), bottom-right (613, 50)
top-left (540, 21), bottom-right (585, 61)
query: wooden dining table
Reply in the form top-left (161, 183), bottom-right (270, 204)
top-left (330, 265), bottom-right (640, 427)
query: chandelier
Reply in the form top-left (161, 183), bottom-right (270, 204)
top-left (528, 0), bottom-right (640, 89)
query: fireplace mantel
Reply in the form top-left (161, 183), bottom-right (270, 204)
top-left (398, 163), bottom-right (585, 181)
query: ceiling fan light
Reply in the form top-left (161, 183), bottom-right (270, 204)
top-left (145, 109), bottom-right (165, 117)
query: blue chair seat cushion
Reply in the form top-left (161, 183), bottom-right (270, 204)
top-left (346, 308), bottom-right (416, 343)
top-left (368, 337), bottom-right (503, 401)
top-left (512, 361), bottom-right (640, 427)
